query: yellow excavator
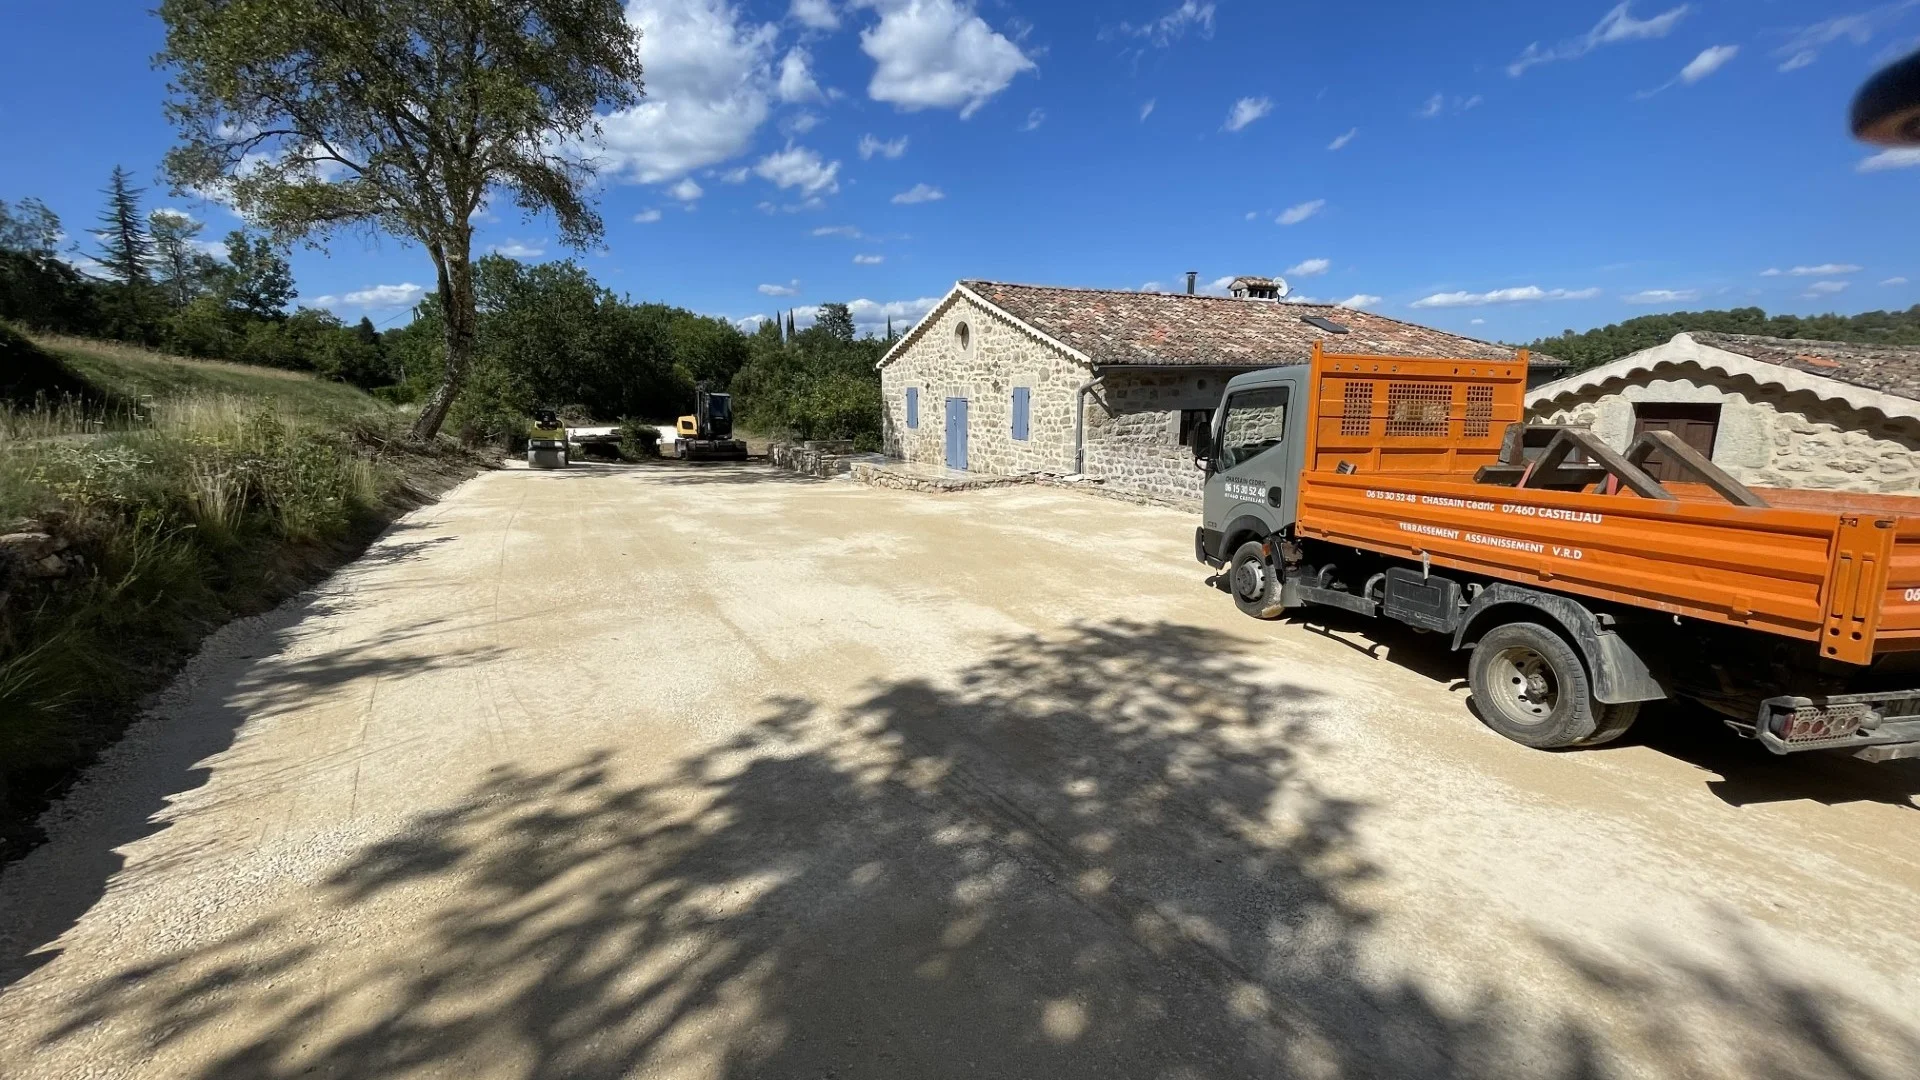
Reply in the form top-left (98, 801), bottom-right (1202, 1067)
top-left (527, 409), bottom-right (569, 469)
top-left (674, 388), bottom-right (748, 461)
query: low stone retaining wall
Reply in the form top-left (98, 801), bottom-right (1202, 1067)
top-left (847, 460), bottom-right (1198, 511)
top-left (768, 440), bottom-right (885, 478)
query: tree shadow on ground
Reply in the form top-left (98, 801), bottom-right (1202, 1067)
top-left (0, 602), bottom-right (508, 998)
top-left (26, 621), bottom-right (1919, 1078)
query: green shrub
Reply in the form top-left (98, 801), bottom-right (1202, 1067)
top-left (618, 417), bottom-right (661, 458)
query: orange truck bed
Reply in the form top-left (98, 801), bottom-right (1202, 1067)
top-left (1291, 345), bottom-right (1920, 666)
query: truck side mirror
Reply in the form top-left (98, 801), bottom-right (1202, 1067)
top-left (1191, 427), bottom-right (1213, 471)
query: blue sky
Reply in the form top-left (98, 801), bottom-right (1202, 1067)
top-left (3, 0), bottom-right (1919, 343)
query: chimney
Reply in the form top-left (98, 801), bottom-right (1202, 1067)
top-left (1185, 271), bottom-right (1197, 295)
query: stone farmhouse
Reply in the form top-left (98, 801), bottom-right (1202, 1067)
top-left (877, 279), bottom-right (1551, 505)
top-left (1529, 332), bottom-right (1920, 494)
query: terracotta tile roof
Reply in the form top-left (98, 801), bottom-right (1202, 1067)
top-left (1691, 332), bottom-right (1920, 402)
top-left (959, 280), bottom-right (1529, 368)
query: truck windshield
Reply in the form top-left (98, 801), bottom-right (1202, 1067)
top-left (1218, 387), bottom-right (1289, 470)
top-left (709, 395), bottom-right (732, 424)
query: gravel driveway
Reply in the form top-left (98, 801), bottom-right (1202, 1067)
top-left (3, 461), bottom-right (1918, 1079)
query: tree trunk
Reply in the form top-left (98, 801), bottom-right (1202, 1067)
top-left (409, 245), bottom-right (477, 441)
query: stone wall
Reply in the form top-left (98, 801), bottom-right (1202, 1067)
top-left (1537, 367), bottom-right (1920, 493)
top-left (880, 294), bottom-right (1086, 476)
top-left (1081, 369), bottom-right (1235, 505)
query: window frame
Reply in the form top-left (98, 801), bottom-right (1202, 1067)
top-left (906, 387), bottom-right (919, 429)
top-left (1216, 386), bottom-right (1291, 471)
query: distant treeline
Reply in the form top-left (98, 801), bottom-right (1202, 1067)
top-left (1527, 305), bottom-right (1920, 372)
top-left (1, 168), bottom-right (893, 446)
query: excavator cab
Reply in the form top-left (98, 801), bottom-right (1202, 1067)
top-left (673, 389), bottom-right (748, 461)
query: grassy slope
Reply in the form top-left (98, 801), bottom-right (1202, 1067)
top-left (33, 334), bottom-right (380, 420)
top-left (0, 334), bottom-right (482, 861)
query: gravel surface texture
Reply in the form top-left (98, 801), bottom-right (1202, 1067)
top-left (2, 458), bottom-right (1918, 1079)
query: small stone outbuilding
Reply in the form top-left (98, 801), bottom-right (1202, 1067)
top-left (1528, 332), bottom-right (1920, 494)
top-left (877, 280), bottom-right (1542, 504)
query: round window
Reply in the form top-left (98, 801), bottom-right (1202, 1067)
top-left (954, 321), bottom-right (971, 353)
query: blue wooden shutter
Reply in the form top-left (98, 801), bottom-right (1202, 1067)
top-left (906, 387), bottom-right (918, 428)
top-left (1011, 387), bottom-right (1030, 441)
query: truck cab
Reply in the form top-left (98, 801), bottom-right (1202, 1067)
top-left (1195, 366), bottom-right (1309, 613)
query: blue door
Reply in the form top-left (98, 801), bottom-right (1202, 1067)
top-left (944, 397), bottom-right (969, 470)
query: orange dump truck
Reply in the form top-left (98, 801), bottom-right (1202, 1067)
top-left (1193, 343), bottom-right (1920, 760)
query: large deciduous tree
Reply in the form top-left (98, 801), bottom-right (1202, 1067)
top-left (156, 0), bottom-right (644, 439)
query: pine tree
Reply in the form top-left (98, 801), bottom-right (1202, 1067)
top-left (95, 166), bottom-right (153, 284)
top-left (149, 208), bottom-right (214, 306)
top-left (886, 315), bottom-right (894, 342)
top-left (786, 309), bottom-right (796, 341)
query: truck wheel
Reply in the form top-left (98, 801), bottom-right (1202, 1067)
top-left (1229, 541), bottom-right (1282, 620)
top-left (1469, 621), bottom-right (1635, 749)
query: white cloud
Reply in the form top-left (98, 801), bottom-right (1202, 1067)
top-left (1760, 267), bottom-right (1783, 276)
top-left (1224, 96), bottom-right (1273, 132)
top-left (719, 166), bottom-right (751, 183)
top-left (1775, 7), bottom-right (1909, 72)
top-left (1806, 280), bottom-right (1849, 295)
top-left (754, 144), bottom-right (842, 195)
top-left (790, 0), bottom-right (838, 30)
top-left (845, 295), bottom-right (941, 335)
top-left (1470, 318), bottom-right (1486, 325)
top-left (668, 177), bottom-right (704, 201)
top-left (313, 283), bottom-right (426, 310)
top-left (1860, 147), bottom-right (1920, 172)
top-left (759, 280), bottom-right (801, 296)
top-left (856, 0), bottom-right (1036, 119)
top-left (780, 110), bottom-right (824, 136)
top-left (1624, 288), bottom-right (1699, 303)
top-left (1327, 127), bottom-right (1358, 150)
top-left (1508, 3), bottom-right (1691, 77)
top-left (633, 208), bottom-right (664, 223)
top-left (1417, 93), bottom-right (1481, 118)
top-left (595, 0), bottom-right (778, 183)
top-left (1680, 44), bottom-right (1738, 83)
top-left (1411, 285), bottom-right (1599, 308)
top-left (1787, 263), bottom-right (1863, 275)
top-left (1020, 107), bottom-right (1045, 131)
top-left (489, 240), bottom-right (546, 258)
top-left (1243, 210), bottom-right (1258, 221)
top-left (854, 253), bottom-right (885, 264)
top-left (892, 182), bottom-right (945, 204)
top-left (813, 224), bottom-right (864, 237)
top-left (1105, 1), bottom-right (1215, 48)
top-left (1884, 276), bottom-right (1909, 285)
top-left (859, 133), bottom-right (909, 159)
top-left (733, 313), bottom-right (773, 331)
top-left (1286, 257), bottom-right (1331, 277)
top-left (778, 47), bottom-right (824, 102)
top-left (1336, 294), bottom-right (1382, 309)
top-left (1140, 98), bottom-right (1156, 121)
top-left (149, 207), bottom-right (195, 225)
top-left (1139, 281), bottom-right (1166, 292)
top-left (1277, 199), bottom-right (1325, 226)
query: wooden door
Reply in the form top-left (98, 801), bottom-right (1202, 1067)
top-left (944, 397), bottom-right (968, 470)
top-left (1632, 403), bottom-right (1720, 481)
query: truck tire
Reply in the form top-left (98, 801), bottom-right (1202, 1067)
top-left (1468, 621), bottom-right (1638, 749)
top-left (1229, 540), bottom-right (1282, 620)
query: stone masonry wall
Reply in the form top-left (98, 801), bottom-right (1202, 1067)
top-left (880, 294), bottom-right (1085, 476)
top-left (1538, 370), bottom-right (1920, 493)
top-left (1081, 369), bottom-right (1236, 505)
